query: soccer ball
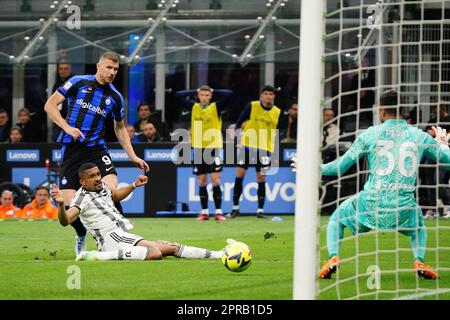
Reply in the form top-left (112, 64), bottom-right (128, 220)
top-left (221, 240), bottom-right (252, 272)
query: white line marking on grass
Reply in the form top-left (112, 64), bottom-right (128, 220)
top-left (393, 289), bottom-right (450, 300)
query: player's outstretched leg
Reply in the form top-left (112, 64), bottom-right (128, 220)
top-left (408, 225), bottom-right (439, 279)
top-left (320, 212), bottom-right (344, 279)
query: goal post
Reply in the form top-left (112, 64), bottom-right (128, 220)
top-left (293, 0), bottom-right (325, 300)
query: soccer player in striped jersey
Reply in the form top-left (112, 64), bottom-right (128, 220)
top-left (175, 86), bottom-right (232, 221)
top-left (230, 85), bottom-right (281, 219)
top-left (317, 90), bottom-right (444, 279)
top-left (44, 52), bottom-right (149, 256)
top-left (51, 163), bottom-right (224, 261)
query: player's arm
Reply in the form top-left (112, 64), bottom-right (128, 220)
top-left (111, 175), bottom-right (148, 202)
top-left (51, 185), bottom-right (80, 226)
top-left (174, 90), bottom-right (196, 109)
top-left (235, 103), bottom-right (251, 130)
top-left (321, 131), bottom-right (367, 176)
top-left (213, 89), bottom-right (233, 113)
top-left (424, 126), bottom-right (450, 169)
top-left (44, 91), bottom-right (85, 141)
top-left (114, 120), bottom-right (149, 172)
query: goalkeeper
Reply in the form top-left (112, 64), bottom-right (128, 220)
top-left (315, 90), bottom-right (446, 280)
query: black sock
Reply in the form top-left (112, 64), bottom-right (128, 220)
top-left (213, 185), bottom-right (222, 211)
top-left (258, 182), bottom-right (266, 210)
top-left (199, 186), bottom-right (208, 210)
top-left (70, 215), bottom-right (87, 237)
top-left (233, 177), bottom-right (244, 206)
top-left (114, 201), bottom-right (124, 215)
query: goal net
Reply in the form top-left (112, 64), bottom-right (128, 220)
top-left (317, 0), bottom-right (450, 300)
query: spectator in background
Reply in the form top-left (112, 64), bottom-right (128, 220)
top-left (126, 124), bottom-right (141, 143)
top-left (323, 107), bottom-right (340, 148)
top-left (7, 126), bottom-right (23, 143)
top-left (19, 186), bottom-right (57, 220)
top-left (51, 62), bottom-right (74, 141)
top-left (279, 103), bottom-right (298, 143)
top-left (0, 190), bottom-right (21, 221)
top-left (0, 108), bottom-right (11, 142)
top-left (354, 57), bottom-right (375, 128)
top-left (16, 107), bottom-right (43, 142)
top-left (421, 103), bottom-right (450, 220)
top-left (139, 122), bottom-right (162, 143)
top-left (133, 102), bottom-right (165, 138)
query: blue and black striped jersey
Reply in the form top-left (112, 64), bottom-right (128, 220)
top-left (57, 75), bottom-right (125, 147)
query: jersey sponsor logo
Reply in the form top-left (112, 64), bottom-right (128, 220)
top-left (76, 99), bottom-right (107, 117)
top-left (6, 150), bottom-right (40, 162)
top-left (63, 81), bottom-right (72, 90)
top-left (144, 149), bottom-right (177, 162)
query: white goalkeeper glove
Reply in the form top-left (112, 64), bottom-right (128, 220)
top-left (290, 154), bottom-right (297, 172)
top-left (432, 126), bottom-right (450, 150)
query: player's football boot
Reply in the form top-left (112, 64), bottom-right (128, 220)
top-left (257, 212), bottom-right (267, 219)
top-left (319, 256), bottom-right (339, 279)
top-left (75, 235), bottom-right (87, 256)
top-left (75, 251), bottom-right (98, 261)
top-left (196, 214), bottom-right (209, 221)
top-left (413, 260), bottom-right (440, 279)
top-left (215, 214), bottom-right (226, 221)
top-left (229, 209), bottom-right (240, 218)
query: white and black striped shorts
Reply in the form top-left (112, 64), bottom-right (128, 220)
top-left (96, 229), bottom-right (144, 252)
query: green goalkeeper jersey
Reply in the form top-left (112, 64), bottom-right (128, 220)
top-left (321, 119), bottom-right (450, 229)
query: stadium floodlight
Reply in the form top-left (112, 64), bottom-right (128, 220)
top-left (238, 0), bottom-right (285, 66)
top-left (126, 0), bottom-right (177, 65)
top-left (15, 0), bottom-right (69, 64)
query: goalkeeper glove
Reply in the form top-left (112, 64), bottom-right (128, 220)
top-left (432, 126), bottom-right (450, 150)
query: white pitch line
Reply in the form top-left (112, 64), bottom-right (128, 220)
top-left (393, 289), bottom-right (450, 300)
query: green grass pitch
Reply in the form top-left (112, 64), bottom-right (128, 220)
top-left (0, 216), bottom-right (448, 300)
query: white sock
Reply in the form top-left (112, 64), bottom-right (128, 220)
top-left (200, 209), bottom-right (209, 215)
top-left (215, 209), bottom-right (223, 215)
top-left (257, 208), bottom-right (264, 214)
top-left (175, 245), bottom-right (222, 259)
top-left (232, 205), bottom-right (239, 210)
top-left (93, 247), bottom-right (148, 260)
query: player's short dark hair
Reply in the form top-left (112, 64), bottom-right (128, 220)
top-left (78, 162), bottom-right (98, 178)
top-left (380, 90), bottom-right (398, 107)
top-left (260, 85), bottom-right (276, 94)
top-left (100, 52), bottom-right (120, 63)
top-left (137, 102), bottom-right (152, 112)
top-left (35, 185), bottom-right (49, 194)
top-left (0, 108), bottom-right (7, 114)
top-left (380, 90), bottom-right (403, 116)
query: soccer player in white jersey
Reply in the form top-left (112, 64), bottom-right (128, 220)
top-left (51, 163), bottom-right (224, 261)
